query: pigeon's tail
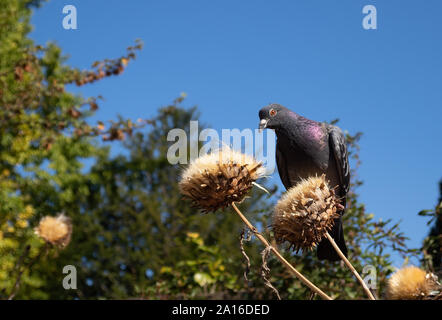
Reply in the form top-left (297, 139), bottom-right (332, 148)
top-left (317, 216), bottom-right (348, 262)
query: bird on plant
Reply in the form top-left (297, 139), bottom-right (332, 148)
top-left (258, 103), bottom-right (349, 261)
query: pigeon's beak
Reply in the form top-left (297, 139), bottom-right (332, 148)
top-left (258, 119), bottom-right (269, 132)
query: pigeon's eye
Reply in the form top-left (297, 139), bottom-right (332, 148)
top-left (269, 109), bottom-right (277, 117)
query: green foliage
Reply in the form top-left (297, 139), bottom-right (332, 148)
top-left (0, 0), bottom-right (140, 299)
top-left (147, 232), bottom-right (240, 299)
top-left (0, 0), bottom-right (94, 298)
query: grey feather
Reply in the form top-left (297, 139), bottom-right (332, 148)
top-left (327, 124), bottom-right (350, 197)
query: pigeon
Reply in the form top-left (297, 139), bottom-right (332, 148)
top-left (259, 103), bottom-right (349, 261)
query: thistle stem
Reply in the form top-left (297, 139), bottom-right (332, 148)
top-left (231, 202), bottom-right (332, 300)
top-left (325, 232), bottom-right (376, 300)
top-left (8, 243), bottom-right (48, 300)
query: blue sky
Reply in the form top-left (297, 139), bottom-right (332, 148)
top-left (30, 0), bottom-right (441, 267)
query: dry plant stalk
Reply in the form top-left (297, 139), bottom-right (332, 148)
top-left (240, 229), bottom-right (252, 284)
top-left (386, 266), bottom-right (441, 300)
top-left (272, 175), bottom-right (375, 300)
top-left (261, 245), bottom-right (281, 300)
top-left (179, 148), bottom-right (332, 300)
top-left (8, 243), bottom-right (49, 300)
top-left (324, 232), bottom-right (375, 300)
top-left (231, 203), bottom-right (332, 300)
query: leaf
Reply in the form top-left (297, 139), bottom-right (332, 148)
top-left (160, 266), bottom-right (172, 274)
top-left (418, 209), bottom-right (434, 216)
top-left (193, 272), bottom-right (214, 287)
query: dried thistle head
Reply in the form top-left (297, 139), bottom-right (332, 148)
top-left (179, 148), bottom-right (265, 213)
top-left (387, 266), bottom-right (440, 300)
top-left (34, 214), bottom-right (72, 248)
top-left (272, 174), bottom-right (341, 252)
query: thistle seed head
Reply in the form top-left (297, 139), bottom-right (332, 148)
top-left (272, 174), bottom-right (341, 252)
top-left (387, 266), bottom-right (440, 300)
top-left (34, 214), bottom-right (72, 248)
top-left (179, 148), bottom-right (264, 213)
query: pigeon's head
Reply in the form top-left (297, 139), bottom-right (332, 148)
top-left (258, 103), bottom-right (291, 131)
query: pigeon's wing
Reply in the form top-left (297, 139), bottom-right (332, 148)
top-left (275, 141), bottom-right (293, 189)
top-left (318, 126), bottom-right (350, 261)
top-left (328, 125), bottom-right (350, 196)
